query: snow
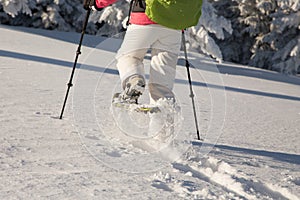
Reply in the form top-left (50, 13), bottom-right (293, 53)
top-left (0, 24), bottom-right (300, 199)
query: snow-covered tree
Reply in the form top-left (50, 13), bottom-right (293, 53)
top-left (0, 0), bottom-right (31, 17)
top-left (208, 0), bottom-right (300, 74)
top-left (0, 0), bottom-right (87, 32)
top-left (89, 0), bottom-right (129, 37)
top-left (186, 0), bottom-right (233, 62)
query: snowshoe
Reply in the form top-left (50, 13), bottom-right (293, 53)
top-left (112, 94), bottom-right (161, 114)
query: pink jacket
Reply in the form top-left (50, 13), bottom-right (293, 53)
top-left (95, 0), bottom-right (156, 25)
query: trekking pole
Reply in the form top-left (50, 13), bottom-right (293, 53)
top-left (59, 7), bottom-right (92, 119)
top-left (181, 30), bottom-right (201, 140)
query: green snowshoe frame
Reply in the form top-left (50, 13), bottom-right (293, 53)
top-left (145, 0), bottom-right (203, 30)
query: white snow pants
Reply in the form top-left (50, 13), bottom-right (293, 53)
top-left (116, 24), bottom-right (181, 103)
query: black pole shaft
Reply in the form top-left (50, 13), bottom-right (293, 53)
top-left (59, 9), bottom-right (91, 119)
top-left (126, 0), bottom-right (134, 27)
top-left (181, 30), bottom-right (201, 140)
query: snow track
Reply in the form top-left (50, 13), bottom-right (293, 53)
top-left (146, 141), bottom-right (299, 200)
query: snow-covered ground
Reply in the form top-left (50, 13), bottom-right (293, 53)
top-left (0, 25), bottom-right (299, 199)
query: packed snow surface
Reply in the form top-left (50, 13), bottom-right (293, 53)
top-left (0, 25), bottom-right (299, 199)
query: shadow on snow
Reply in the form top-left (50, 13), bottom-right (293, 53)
top-left (1, 49), bottom-right (299, 102)
top-left (192, 141), bottom-right (300, 165)
top-left (6, 24), bottom-right (300, 86)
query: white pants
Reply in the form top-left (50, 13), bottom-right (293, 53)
top-left (116, 24), bottom-right (181, 102)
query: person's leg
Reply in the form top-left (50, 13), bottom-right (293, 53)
top-left (116, 24), bottom-right (159, 84)
top-left (149, 50), bottom-right (179, 102)
top-left (147, 27), bottom-right (181, 144)
top-left (148, 26), bottom-right (181, 103)
top-left (116, 50), bottom-right (147, 88)
top-left (115, 24), bottom-right (156, 102)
